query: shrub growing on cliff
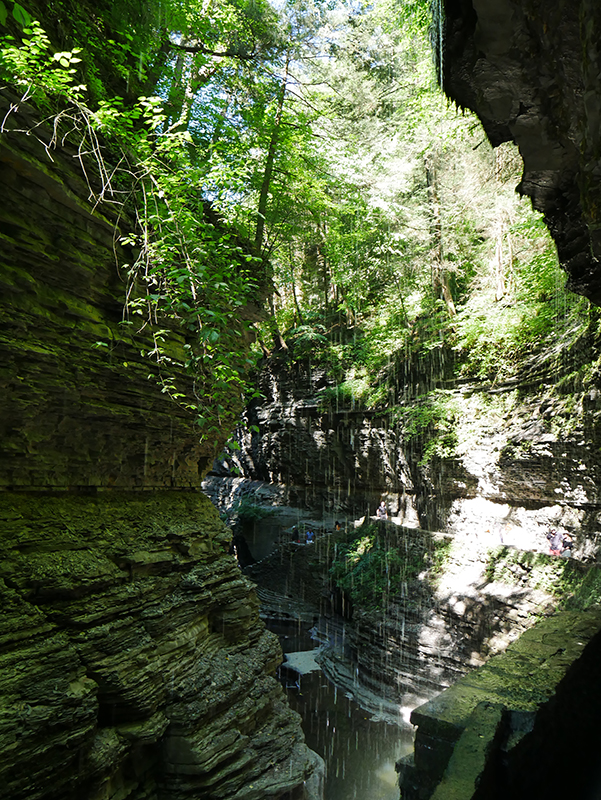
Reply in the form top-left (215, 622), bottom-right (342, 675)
top-left (395, 390), bottom-right (460, 465)
top-left (330, 523), bottom-right (427, 609)
top-left (453, 216), bottom-right (589, 381)
top-left (484, 545), bottom-right (585, 599)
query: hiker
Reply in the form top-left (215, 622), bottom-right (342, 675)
top-left (546, 529), bottom-right (572, 556)
top-left (376, 501), bottom-right (388, 521)
top-left (560, 532), bottom-right (573, 557)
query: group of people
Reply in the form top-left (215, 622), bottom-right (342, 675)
top-left (546, 529), bottom-right (573, 557)
top-left (290, 525), bottom-right (316, 544)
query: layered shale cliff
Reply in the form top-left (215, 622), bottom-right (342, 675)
top-left (0, 91), bottom-right (319, 800)
top-left (211, 327), bottom-right (601, 722)
top-left (1, 493), bottom-right (318, 800)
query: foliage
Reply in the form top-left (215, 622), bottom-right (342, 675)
top-left (0, 1), bottom-right (32, 30)
top-left (484, 545), bottom-right (585, 599)
top-left (253, 0), bottom-right (589, 428)
top-left (0, 0), bottom-right (592, 461)
top-left (566, 565), bottom-right (601, 611)
top-left (329, 522), bottom-right (447, 609)
top-left (227, 497), bottom-right (276, 524)
top-left (395, 390), bottom-right (459, 464)
top-left (287, 323), bottom-right (330, 361)
top-left (0, 19), bottom-right (86, 101)
top-left (453, 216), bottom-right (589, 381)
top-left (0, 3), bottom-right (276, 448)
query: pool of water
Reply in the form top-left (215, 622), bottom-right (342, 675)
top-left (269, 622), bottom-right (414, 800)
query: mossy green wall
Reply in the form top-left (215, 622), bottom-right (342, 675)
top-left (0, 90), bottom-right (227, 490)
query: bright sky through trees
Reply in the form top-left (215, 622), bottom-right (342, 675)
top-left (0, 0), bottom-right (589, 430)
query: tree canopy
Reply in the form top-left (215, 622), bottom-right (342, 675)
top-left (0, 0), bottom-right (591, 444)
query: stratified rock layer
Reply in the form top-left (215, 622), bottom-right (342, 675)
top-left (0, 88), bottom-right (231, 490)
top-left (0, 492), bottom-right (315, 800)
top-left (0, 89), bottom-right (315, 799)
top-left (398, 606), bottom-right (601, 800)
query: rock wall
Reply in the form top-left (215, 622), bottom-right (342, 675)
top-left (0, 89), bottom-right (220, 489)
top-left (216, 358), bottom-right (436, 521)
top-left (209, 341), bottom-right (601, 743)
top-left (1, 492), bottom-right (317, 800)
top-left (218, 345), bottom-right (601, 557)
top-left (243, 518), bottom-right (587, 713)
top-left (442, 0), bottom-right (601, 303)
top-left (0, 91), bottom-right (317, 799)
top-left (398, 606), bottom-right (601, 800)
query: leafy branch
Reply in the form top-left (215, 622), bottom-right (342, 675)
top-left (0, 17), bottom-right (267, 449)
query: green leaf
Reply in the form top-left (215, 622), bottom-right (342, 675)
top-left (12, 3), bottom-right (32, 27)
top-left (0, 2), bottom-right (7, 26)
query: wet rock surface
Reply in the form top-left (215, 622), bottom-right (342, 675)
top-left (220, 351), bottom-right (601, 555)
top-left (398, 606), bottom-right (601, 800)
top-left (0, 92), bottom-right (316, 800)
top-left (0, 492), bottom-right (316, 800)
top-left (216, 360), bottom-right (420, 519)
top-left (242, 517), bottom-right (568, 714)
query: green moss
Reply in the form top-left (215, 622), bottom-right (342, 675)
top-left (484, 545), bottom-right (588, 600)
top-left (0, 491), bottom-right (231, 557)
top-left (329, 522), bottom-right (449, 609)
top-left (565, 566), bottom-right (601, 610)
top-left (394, 390), bottom-right (460, 465)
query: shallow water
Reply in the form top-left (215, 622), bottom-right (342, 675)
top-left (271, 623), bottom-right (414, 800)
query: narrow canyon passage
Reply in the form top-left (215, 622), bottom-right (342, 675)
top-left (3, 1), bottom-right (601, 799)
top-left (278, 638), bottom-right (413, 800)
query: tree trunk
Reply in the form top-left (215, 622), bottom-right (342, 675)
top-left (425, 155), bottom-right (456, 317)
top-left (289, 246), bottom-right (304, 325)
top-left (494, 217), bottom-right (506, 301)
top-left (255, 57), bottom-right (290, 253)
top-left (255, 58), bottom-right (291, 351)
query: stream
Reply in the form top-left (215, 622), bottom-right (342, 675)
top-left (211, 488), bottom-right (419, 799)
top-left (268, 620), bottom-right (414, 800)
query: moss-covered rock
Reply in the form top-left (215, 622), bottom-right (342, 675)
top-left (0, 491), bottom-right (316, 800)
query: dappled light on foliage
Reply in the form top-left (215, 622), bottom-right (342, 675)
top-left (0, 0), bottom-right (587, 438)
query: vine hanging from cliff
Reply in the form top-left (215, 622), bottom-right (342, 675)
top-left (0, 4), bottom-right (274, 448)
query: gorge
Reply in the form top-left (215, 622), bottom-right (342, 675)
top-left (2, 1), bottom-right (601, 800)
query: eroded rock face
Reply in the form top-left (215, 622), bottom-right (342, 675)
top-left (398, 607), bottom-right (601, 800)
top-left (212, 347), bottom-right (601, 725)
top-left (0, 492), bottom-right (316, 800)
top-left (219, 360), bottom-right (421, 520)
top-left (0, 89), bottom-right (241, 490)
top-left (442, 0), bottom-right (601, 302)
top-left (0, 92), bottom-right (316, 799)
top-left (220, 350), bottom-right (601, 556)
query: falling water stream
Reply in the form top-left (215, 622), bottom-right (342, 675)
top-left (267, 620), bottom-right (415, 800)
top-left (216, 494), bottom-right (419, 798)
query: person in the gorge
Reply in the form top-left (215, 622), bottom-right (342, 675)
top-left (560, 531), bottom-right (573, 557)
top-left (376, 500), bottom-right (388, 521)
top-left (547, 529), bottom-right (572, 556)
